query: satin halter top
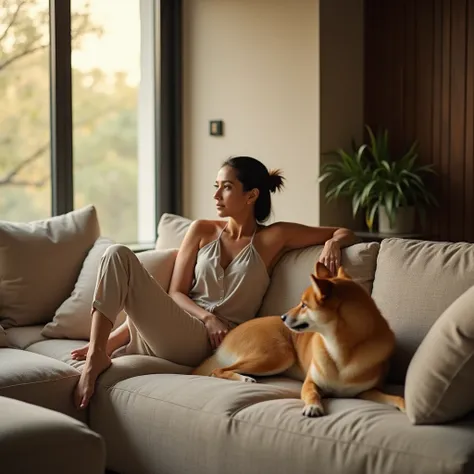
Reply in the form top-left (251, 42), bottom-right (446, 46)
top-left (188, 223), bottom-right (270, 328)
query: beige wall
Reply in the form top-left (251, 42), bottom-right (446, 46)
top-left (183, 0), bottom-right (320, 224)
top-left (182, 0), bottom-right (364, 227)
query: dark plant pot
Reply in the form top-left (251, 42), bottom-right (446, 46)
top-left (378, 206), bottom-right (415, 234)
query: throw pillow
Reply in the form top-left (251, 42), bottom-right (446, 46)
top-left (155, 213), bottom-right (192, 250)
top-left (42, 237), bottom-right (121, 339)
top-left (405, 284), bottom-right (474, 425)
top-left (136, 248), bottom-right (179, 290)
top-left (0, 205), bottom-right (100, 328)
top-left (42, 244), bottom-right (179, 340)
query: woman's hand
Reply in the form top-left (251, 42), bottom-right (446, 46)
top-left (318, 238), bottom-right (342, 276)
top-left (204, 314), bottom-right (229, 350)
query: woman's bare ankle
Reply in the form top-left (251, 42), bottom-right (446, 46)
top-left (86, 347), bottom-right (110, 363)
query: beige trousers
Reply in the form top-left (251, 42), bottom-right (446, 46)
top-left (92, 244), bottom-right (212, 367)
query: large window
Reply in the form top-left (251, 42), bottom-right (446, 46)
top-left (0, 0), bottom-right (174, 245)
top-left (71, 1), bottom-right (142, 243)
top-left (0, 0), bottom-right (52, 222)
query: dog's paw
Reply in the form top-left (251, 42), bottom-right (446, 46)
top-left (302, 402), bottom-right (325, 417)
top-left (395, 397), bottom-right (406, 413)
top-left (239, 375), bottom-right (257, 383)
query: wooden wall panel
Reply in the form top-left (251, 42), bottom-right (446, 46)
top-left (467, 1), bottom-right (474, 240)
top-left (365, 0), bottom-right (474, 242)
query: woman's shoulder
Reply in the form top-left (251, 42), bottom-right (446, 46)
top-left (187, 219), bottom-right (225, 241)
top-left (258, 221), bottom-right (290, 237)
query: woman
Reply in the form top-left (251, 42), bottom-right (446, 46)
top-left (73, 156), bottom-right (356, 409)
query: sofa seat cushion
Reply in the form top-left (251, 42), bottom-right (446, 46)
top-left (0, 324), bottom-right (7, 347)
top-left (27, 338), bottom-right (90, 370)
top-left (0, 396), bottom-right (105, 474)
top-left (0, 348), bottom-right (84, 421)
top-left (90, 374), bottom-right (302, 474)
top-left (233, 398), bottom-right (474, 474)
top-left (27, 339), bottom-right (194, 381)
top-left (372, 238), bottom-right (474, 384)
top-left (90, 374), bottom-right (474, 474)
top-left (5, 324), bottom-right (47, 349)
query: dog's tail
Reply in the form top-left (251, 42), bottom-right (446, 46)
top-left (191, 353), bottom-right (221, 376)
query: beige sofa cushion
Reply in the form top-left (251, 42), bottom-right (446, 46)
top-left (27, 337), bottom-right (191, 379)
top-left (0, 348), bottom-right (84, 421)
top-left (258, 242), bottom-right (379, 317)
top-left (136, 247), bottom-right (179, 290)
top-left (41, 238), bottom-right (121, 340)
top-left (0, 396), bottom-right (105, 474)
top-left (0, 205), bottom-right (100, 328)
top-left (28, 339), bottom-right (88, 370)
top-left (41, 245), bottom-right (177, 340)
top-left (5, 325), bottom-right (46, 349)
top-left (0, 324), bottom-right (7, 347)
top-left (372, 238), bottom-right (474, 384)
top-left (154, 212), bottom-right (380, 318)
top-left (405, 284), bottom-right (474, 425)
top-left (91, 373), bottom-right (474, 474)
top-left (155, 212), bottom-right (192, 249)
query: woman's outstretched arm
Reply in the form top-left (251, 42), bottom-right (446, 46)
top-left (275, 222), bottom-right (356, 251)
top-left (272, 222), bottom-right (357, 275)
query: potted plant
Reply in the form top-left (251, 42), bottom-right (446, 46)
top-left (319, 126), bottom-right (438, 233)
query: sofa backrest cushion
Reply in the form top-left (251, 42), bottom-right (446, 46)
top-left (42, 241), bottom-right (178, 340)
top-left (257, 242), bottom-right (380, 317)
top-left (371, 238), bottom-right (474, 384)
top-left (0, 205), bottom-right (100, 328)
top-left (154, 212), bottom-right (380, 321)
top-left (41, 237), bottom-right (121, 340)
top-left (155, 213), bottom-right (192, 250)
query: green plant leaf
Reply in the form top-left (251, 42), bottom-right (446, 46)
top-left (384, 191), bottom-right (396, 226)
top-left (317, 125), bottom-right (438, 230)
top-left (360, 180), bottom-right (377, 204)
top-left (381, 161), bottom-right (392, 174)
top-left (365, 199), bottom-right (380, 232)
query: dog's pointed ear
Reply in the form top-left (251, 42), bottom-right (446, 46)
top-left (337, 266), bottom-right (351, 279)
top-left (310, 274), bottom-right (333, 302)
top-left (314, 261), bottom-right (332, 279)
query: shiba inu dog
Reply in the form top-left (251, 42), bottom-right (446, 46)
top-left (192, 262), bottom-right (405, 417)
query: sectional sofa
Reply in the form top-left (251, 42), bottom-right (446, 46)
top-left (1, 206), bottom-right (474, 474)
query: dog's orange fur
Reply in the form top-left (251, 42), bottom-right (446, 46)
top-left (192, 262), bottom-right (405, 417)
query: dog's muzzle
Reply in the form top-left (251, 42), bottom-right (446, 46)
top-left (281, 314), bottom-right (309, 331)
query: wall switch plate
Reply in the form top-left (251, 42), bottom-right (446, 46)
top-left (210, 120), bottom-right (224, 136)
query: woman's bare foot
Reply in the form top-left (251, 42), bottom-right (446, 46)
top-left (71, 344), bottom-right (90, 361)
top-left (71, 342), bottom-right (114, 361)
top-left (74, 351), bottom-right (111, 410)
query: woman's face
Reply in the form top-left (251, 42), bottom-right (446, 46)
top-left (214, 166), bottom-right (257, 218)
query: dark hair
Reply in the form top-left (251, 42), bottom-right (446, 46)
top-left (222, 156), bottom-right (285, 222)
